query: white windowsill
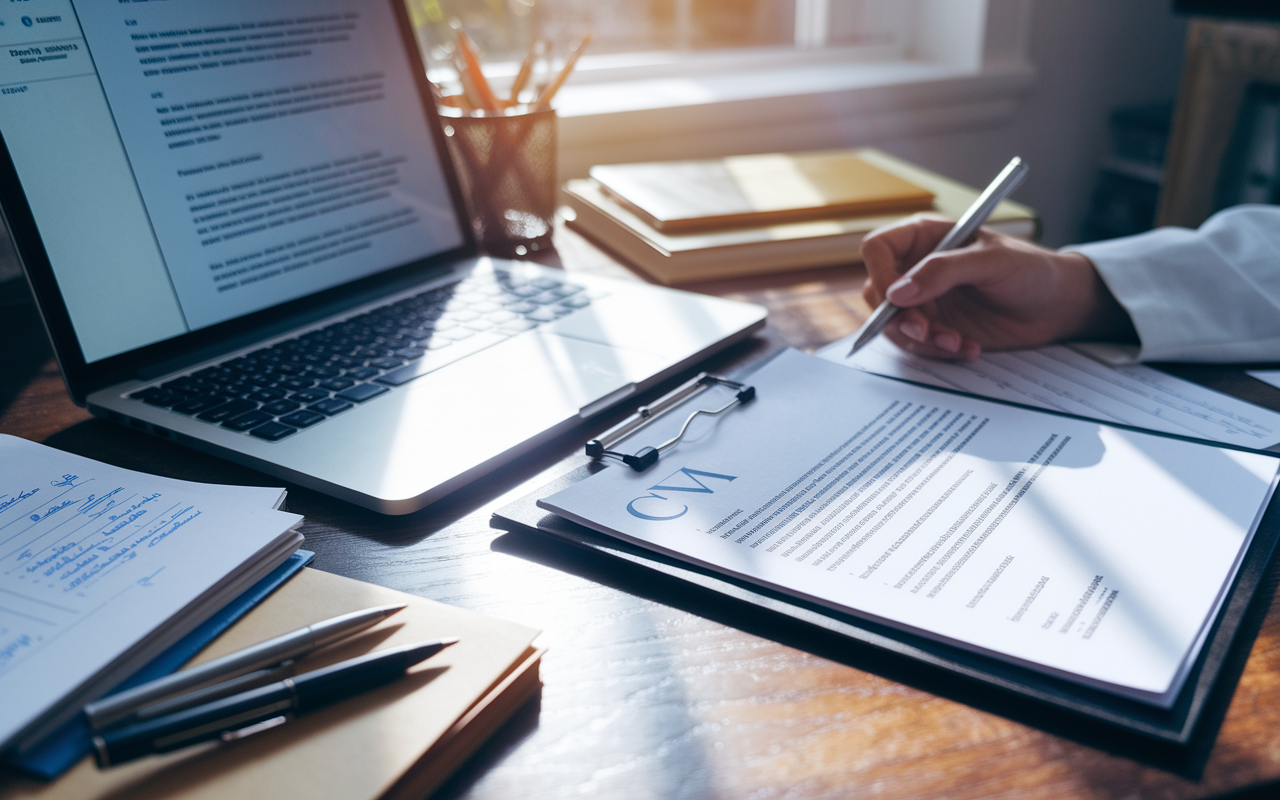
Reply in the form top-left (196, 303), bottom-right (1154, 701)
top-left (552, 58), bottom-right (1037, 179)
top-left (432, 43), bottom-right (909, 88)
top-left (558, 56), bottom-right (961, 116)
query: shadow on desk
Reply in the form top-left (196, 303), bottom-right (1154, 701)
top-left (489, 514), bottom-right (1280, 781)
top-left (431, 694), bottom-right (543, 800)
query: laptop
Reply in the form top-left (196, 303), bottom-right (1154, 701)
top-left (0, 0), bottom-right (765, 514)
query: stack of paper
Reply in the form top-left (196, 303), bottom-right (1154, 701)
top-left (0, 435), bottom-right (304, 755)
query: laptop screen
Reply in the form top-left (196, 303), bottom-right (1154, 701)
top-left (0, 0), bottom-right (464, 364)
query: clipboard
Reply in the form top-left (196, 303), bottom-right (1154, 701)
top-left (490, 368), bottom-right (1280, 768)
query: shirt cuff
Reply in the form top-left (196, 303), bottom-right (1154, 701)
top-left (1062, 230), bottom-right (1186, 362)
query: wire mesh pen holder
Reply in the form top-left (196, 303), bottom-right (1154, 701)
top-left (441, 107), bottom-right (557, 258)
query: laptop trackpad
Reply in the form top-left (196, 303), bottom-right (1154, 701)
top-left (421, 331), bottom-right (670, 415)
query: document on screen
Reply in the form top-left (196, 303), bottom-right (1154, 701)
top-left (70, 0), bottom-right (462, 330)
top-left (540, 349), bottom-right (1280, 706)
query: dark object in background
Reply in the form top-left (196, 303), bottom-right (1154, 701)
top-left (1080, 103), bottom-right (1173, 242)
top-left (1214, 82), bottom-right (1280, 211)
top-left (1174, 0), bottom-right (1280, 22)
top-left (1080, 172), bottom-right (1163, 243)
top-left (1111, 104), bottom-right (1175, 168)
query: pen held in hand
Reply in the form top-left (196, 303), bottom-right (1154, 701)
top-left (92, 639), bottom-right (457, 768)
top-left (846, 156), bottom-right (1029, 357)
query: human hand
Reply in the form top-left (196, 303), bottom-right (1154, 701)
top-left (859, 215), bottom-right (1135, 360)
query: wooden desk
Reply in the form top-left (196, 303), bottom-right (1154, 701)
top-left (4, 229), bottom-right (1280, 800)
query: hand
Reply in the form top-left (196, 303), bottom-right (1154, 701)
top-left (859, 215), bottom-right (1136, 360)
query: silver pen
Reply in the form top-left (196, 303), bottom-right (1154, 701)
top-left (846, 156), bottom-right (1029, 357)
top-left (83, 604), bottom-right (406, 730)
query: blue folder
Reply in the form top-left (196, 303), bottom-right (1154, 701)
top-left (5, 549), bottom-right (315, 780)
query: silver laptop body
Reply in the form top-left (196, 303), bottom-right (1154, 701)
top-left (0, 0), bottom-right (765, 513)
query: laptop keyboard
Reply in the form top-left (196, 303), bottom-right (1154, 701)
top-left (129, 270), bottom-right (598, 442)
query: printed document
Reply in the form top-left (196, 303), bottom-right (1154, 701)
top-left (541, 350), bottom-right (1280, 705)
top-left (819, 336), bottom-right (1280, 450)
top-left (0, 436), bottom-right (303, 750)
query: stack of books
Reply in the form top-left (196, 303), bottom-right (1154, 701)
top-left (563, 148), bottom-right (1038, 284)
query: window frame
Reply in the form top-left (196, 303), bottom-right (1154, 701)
top-left (425, 0), bottom-right (1036, 178)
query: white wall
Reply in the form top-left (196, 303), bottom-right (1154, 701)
top-left (883, 0), bottom-right (1188, 247)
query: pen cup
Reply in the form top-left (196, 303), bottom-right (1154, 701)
top-left (441, 107), bottom-right (557, 258)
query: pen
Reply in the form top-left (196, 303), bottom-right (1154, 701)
top-left (846, 156), bottom-right (1029, 357)
top-left (84, 604), bottom-right (406, 730)
top-left (533, 33), bottom-right (593, 112)
top-left (454, 29), bottom-right (501, 112)
top-left (125, 661), bottom-right (301, 724)
top-left (92, 639), bottom-right (457, 767)
top-left (510, 40), bottom-right (544, 104)
top-left (452, 49), bottom-right (486, 111)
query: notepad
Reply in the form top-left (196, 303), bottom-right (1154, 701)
top-left (0, 435), bottom-right (303, 753)
top-left (538, 350), bottom-right (1280, 707)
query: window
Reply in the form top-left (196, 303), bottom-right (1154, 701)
top-left (403, 0), bottom-right (1035, 176)
top-left (407, 0), bottom-right (937, 88)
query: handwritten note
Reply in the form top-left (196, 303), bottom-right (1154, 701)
top-left (0, 435), bottom-right (301, 751)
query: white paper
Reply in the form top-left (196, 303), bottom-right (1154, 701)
top-left (541, 350), bottom-right (1279, 704)
top-left (1247, 369), bottom-right (1280, 391)
top-left (818, 336), bottom-right (1280, 450)
top-left (0, 435), bottom-right (301, 750)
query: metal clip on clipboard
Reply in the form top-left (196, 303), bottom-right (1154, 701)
top-left (585, 372), bottom-right (755, 472)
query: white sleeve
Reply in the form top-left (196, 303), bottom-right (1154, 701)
top-left (1064, 205), bottom-right (1280, 363)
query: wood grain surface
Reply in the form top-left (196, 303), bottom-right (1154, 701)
top-left (4, 227), bottom-right (1280, 800)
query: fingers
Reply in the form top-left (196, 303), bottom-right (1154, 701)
top-left (895, 307), bottom-right (930, 344)
top-left (861, 280), bottom-right (883, 310)
top-left (858, 280), bottom-right (983, 361)
top-left (883, 326), bottom-right (982, 361)
top-left (860, 215), bottom-right (956, 291)
top-left (884, 239), bottom-right (1016, 308)
top-left (882, 308), bottom-right (982, 361)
